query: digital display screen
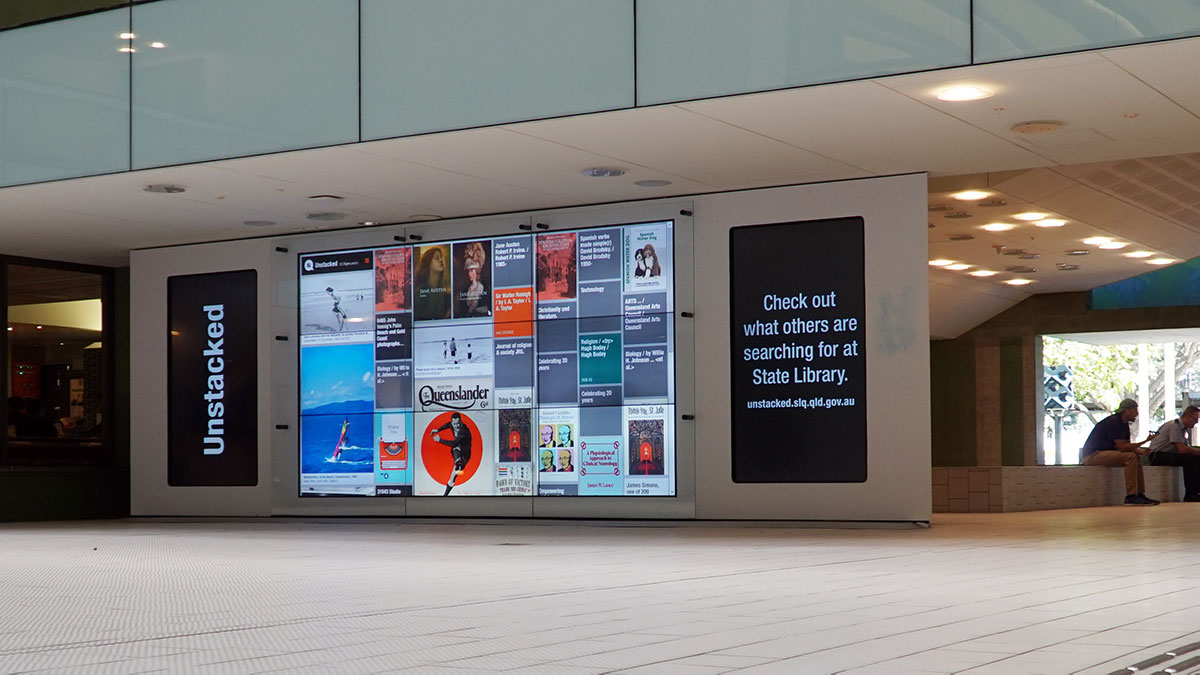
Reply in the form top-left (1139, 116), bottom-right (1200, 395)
top-left (299, 222), bottom-right (676, 497)
top-left (729, 217), bottom-right (867, 483)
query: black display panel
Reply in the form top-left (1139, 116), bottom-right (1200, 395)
top-left (730, 218), bottom-right (867, 482)
top-left (167, 270), bottom-right (258, 486)
top-left (298, 221), bottom-right (677, 497)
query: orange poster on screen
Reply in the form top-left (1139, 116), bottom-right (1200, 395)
top-left (493, 287), bottom-right (533, 337)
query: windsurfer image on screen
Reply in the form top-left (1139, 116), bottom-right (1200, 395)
top-left (326, 287), bottom-right (347, 331)
top-left (332, 418), bottom-right (350, 461)
top-left (430, 412), bottom-right (472, 496)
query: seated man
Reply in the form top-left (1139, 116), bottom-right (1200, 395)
top-left (1080, 398), bottom-right (1158, 506)
top-left (1147, 405), bottom-right (1200, 502)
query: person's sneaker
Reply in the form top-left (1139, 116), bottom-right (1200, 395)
top-left (1124, 494), bottom-right (1157, 506)
top-left (1139, 494), bottom-right (1161, 505)
top-left (1185, 494), bottom-right (1200, 502)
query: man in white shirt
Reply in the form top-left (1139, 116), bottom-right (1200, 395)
top-left (1148, 405), bottom-right (1200, 502)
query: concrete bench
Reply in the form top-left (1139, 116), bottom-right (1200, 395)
top-left (932, 465), bottom-right (1184, 513)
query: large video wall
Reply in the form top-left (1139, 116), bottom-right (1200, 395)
top-left (298, 221), bottom-right (676, 497)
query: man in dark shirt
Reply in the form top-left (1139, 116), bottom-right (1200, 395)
top-left (1081, 398), bottom-right (1157, 506)
top-left (431, 413), bottom-right (472, 496)
top-left (1147, 405), bottom-right (1200, 502)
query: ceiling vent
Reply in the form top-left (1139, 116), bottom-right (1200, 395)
top-left (1077, 153), bottom-right (1200, 233)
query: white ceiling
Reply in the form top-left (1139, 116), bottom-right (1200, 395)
top-left (2, 37), bottom-right (1199, 338)
top-left (1050, 328), bottom-right (1200, 346)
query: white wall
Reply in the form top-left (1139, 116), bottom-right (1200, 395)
top-left (129, 174), bottom-right (930, 521)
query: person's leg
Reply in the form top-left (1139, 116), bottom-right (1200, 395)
top-left (1149, 452), bottom-right (1199, 498)
top-left (1083, 451), bottom-right (1140, 496)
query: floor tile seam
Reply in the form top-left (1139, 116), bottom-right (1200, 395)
top-left (724, 582), bottom-right (1194, 668)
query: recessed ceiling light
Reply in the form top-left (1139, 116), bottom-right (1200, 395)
top-left (1098, 241), bottom-right (1127, 250)
top-left (948, 234), bottom-right (976, 241)
top-left (360, 221), bottom-right (377, 226)
top-left (1034, 219), bottom-right (1066, 228)
top-left (1018, 253), bottom-right (1041, 260)
top-left (1082, 236), bottom-right (1112, 246)
top-left (1004, 279), bottom-right (1034, 286)
top-left (1056, 263), bottom-right (1080, 271)
top-left (938, 85), bottom-right (994, 102)
top-left (634, 179), bottom-right (672, 188)
top-left (928, 205), bottom-right (953, 212)
top-left (945, 263), bottom-right (971, 271)
top-left (1005, 265), bottom-right (1036, 273)
top-left (1013, 212), bottom-right (1049, 221)
top-left (36, 325), bottom-right (42, 330)
top-left (928, 259), bottom-right (955, 267)
top-left (582, 167), bottom-right (625, 178)
top-left (978, 198), bottom-right (1007, 208)
top-left (943, 211), bottom-right (972, 219)
top-left (148, 41), bottom-right (166, 48)
top-left (118, 32), bottom-right (136, 40)
top-left (242, 220), bottom-right (276, 227)
top-left (118, 46), bottom-right (136, 53)
top-left (981, 223), bottom-right (1014, 232)
top-left (307, 194), bottom-right (343, 202)
top-left (1148, 258), bottom-right (1176, 265)
top-left (306, 212), bottom-right (345, 221)
top-left (1065, 249), bottom-right (1090, 256)
top-left (1124, 251), bottom-right (1154, 258)
top-left (144, 184), bottom-right (185, 193)
top-left (952, 190), bottom-right (990, 201)
top-left (970, 270), bottom-right (998, 277)
top-left (407, 214), bottom-right (442, 222)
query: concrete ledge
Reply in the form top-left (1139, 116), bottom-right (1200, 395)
top-left (932, 465), bottom-right (1184, 513)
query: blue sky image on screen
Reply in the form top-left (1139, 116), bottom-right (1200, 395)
top-left (301, 412), bottom-right (374, 474)
top-left (300, 342), bottom-right (374, 413)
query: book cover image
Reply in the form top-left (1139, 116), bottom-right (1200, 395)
top-left (628, 418), bottom-right (665, 476)
top-left (413, 244), bottom-right (451, 321)
top-left (453, 240), bottom-right (492, 319)
top-left (536, 232), bottom-right (577, 301)
top-left (498, 408), bottom-right (531, 463)
top-left (375, 247), bottom-right (411, 312)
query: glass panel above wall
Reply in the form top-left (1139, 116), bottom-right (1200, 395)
top-left (0, 8), bottom-right (130, 187)
top-left (974, 0), bottom-right (1200, 63)
top-left (131, 0), bottom-right (358, 169)
top-left (637, 0), bottom-right (970, 106)
top-left (361, 0), bottom-right (635, 140)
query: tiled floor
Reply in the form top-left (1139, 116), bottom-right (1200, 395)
top-left (2, 507), bottom-right (1200, 674)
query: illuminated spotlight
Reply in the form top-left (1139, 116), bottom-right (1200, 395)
top-left (1013, 212), bottom-right (1048, 221)
top-left (148, 41), bottom-right (166, 48)
top-left (1004, 278), bottom-right (1034, 286)
top-left (945, 263), bottom-right (971, 271)
top-left (1124, 251), bottom-right (1154, 258)
top-left (952, 190), bottom-right (990, 201)
top-left (1034, 218), bottom-right (1066, 228)
top-left (1148, 258), bottom-right (1177, 265)
top-left (118, 32), bottom-right (136, 40)
top-left (1099, 241), bottom-right (1128, 250)
top-left (35, 325), bottom-right (42, 330)
top-left (938, 86), bottom-right (994, 102)
top-left (981, 223), bottom-right (1014, 232)
top-left (928, 259), bottom-right (955, 267)
top-left (119, 46), bottom-right (136, 53)
top-left (970, 270), bottom-right (998, 277)
top-left (1082, 236), bottom-right (1112, 246)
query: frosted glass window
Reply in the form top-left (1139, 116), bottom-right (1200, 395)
top-left (0, 9), bottom-right (129, 187)
top-left (637, 0), bottom-right (970, 106)
top-left (975, 0), bottom-right (1200, 62)
top-left (131, 0), bottom-right (357, 169)
top-left (361, 0), bottom-right (634, 140)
